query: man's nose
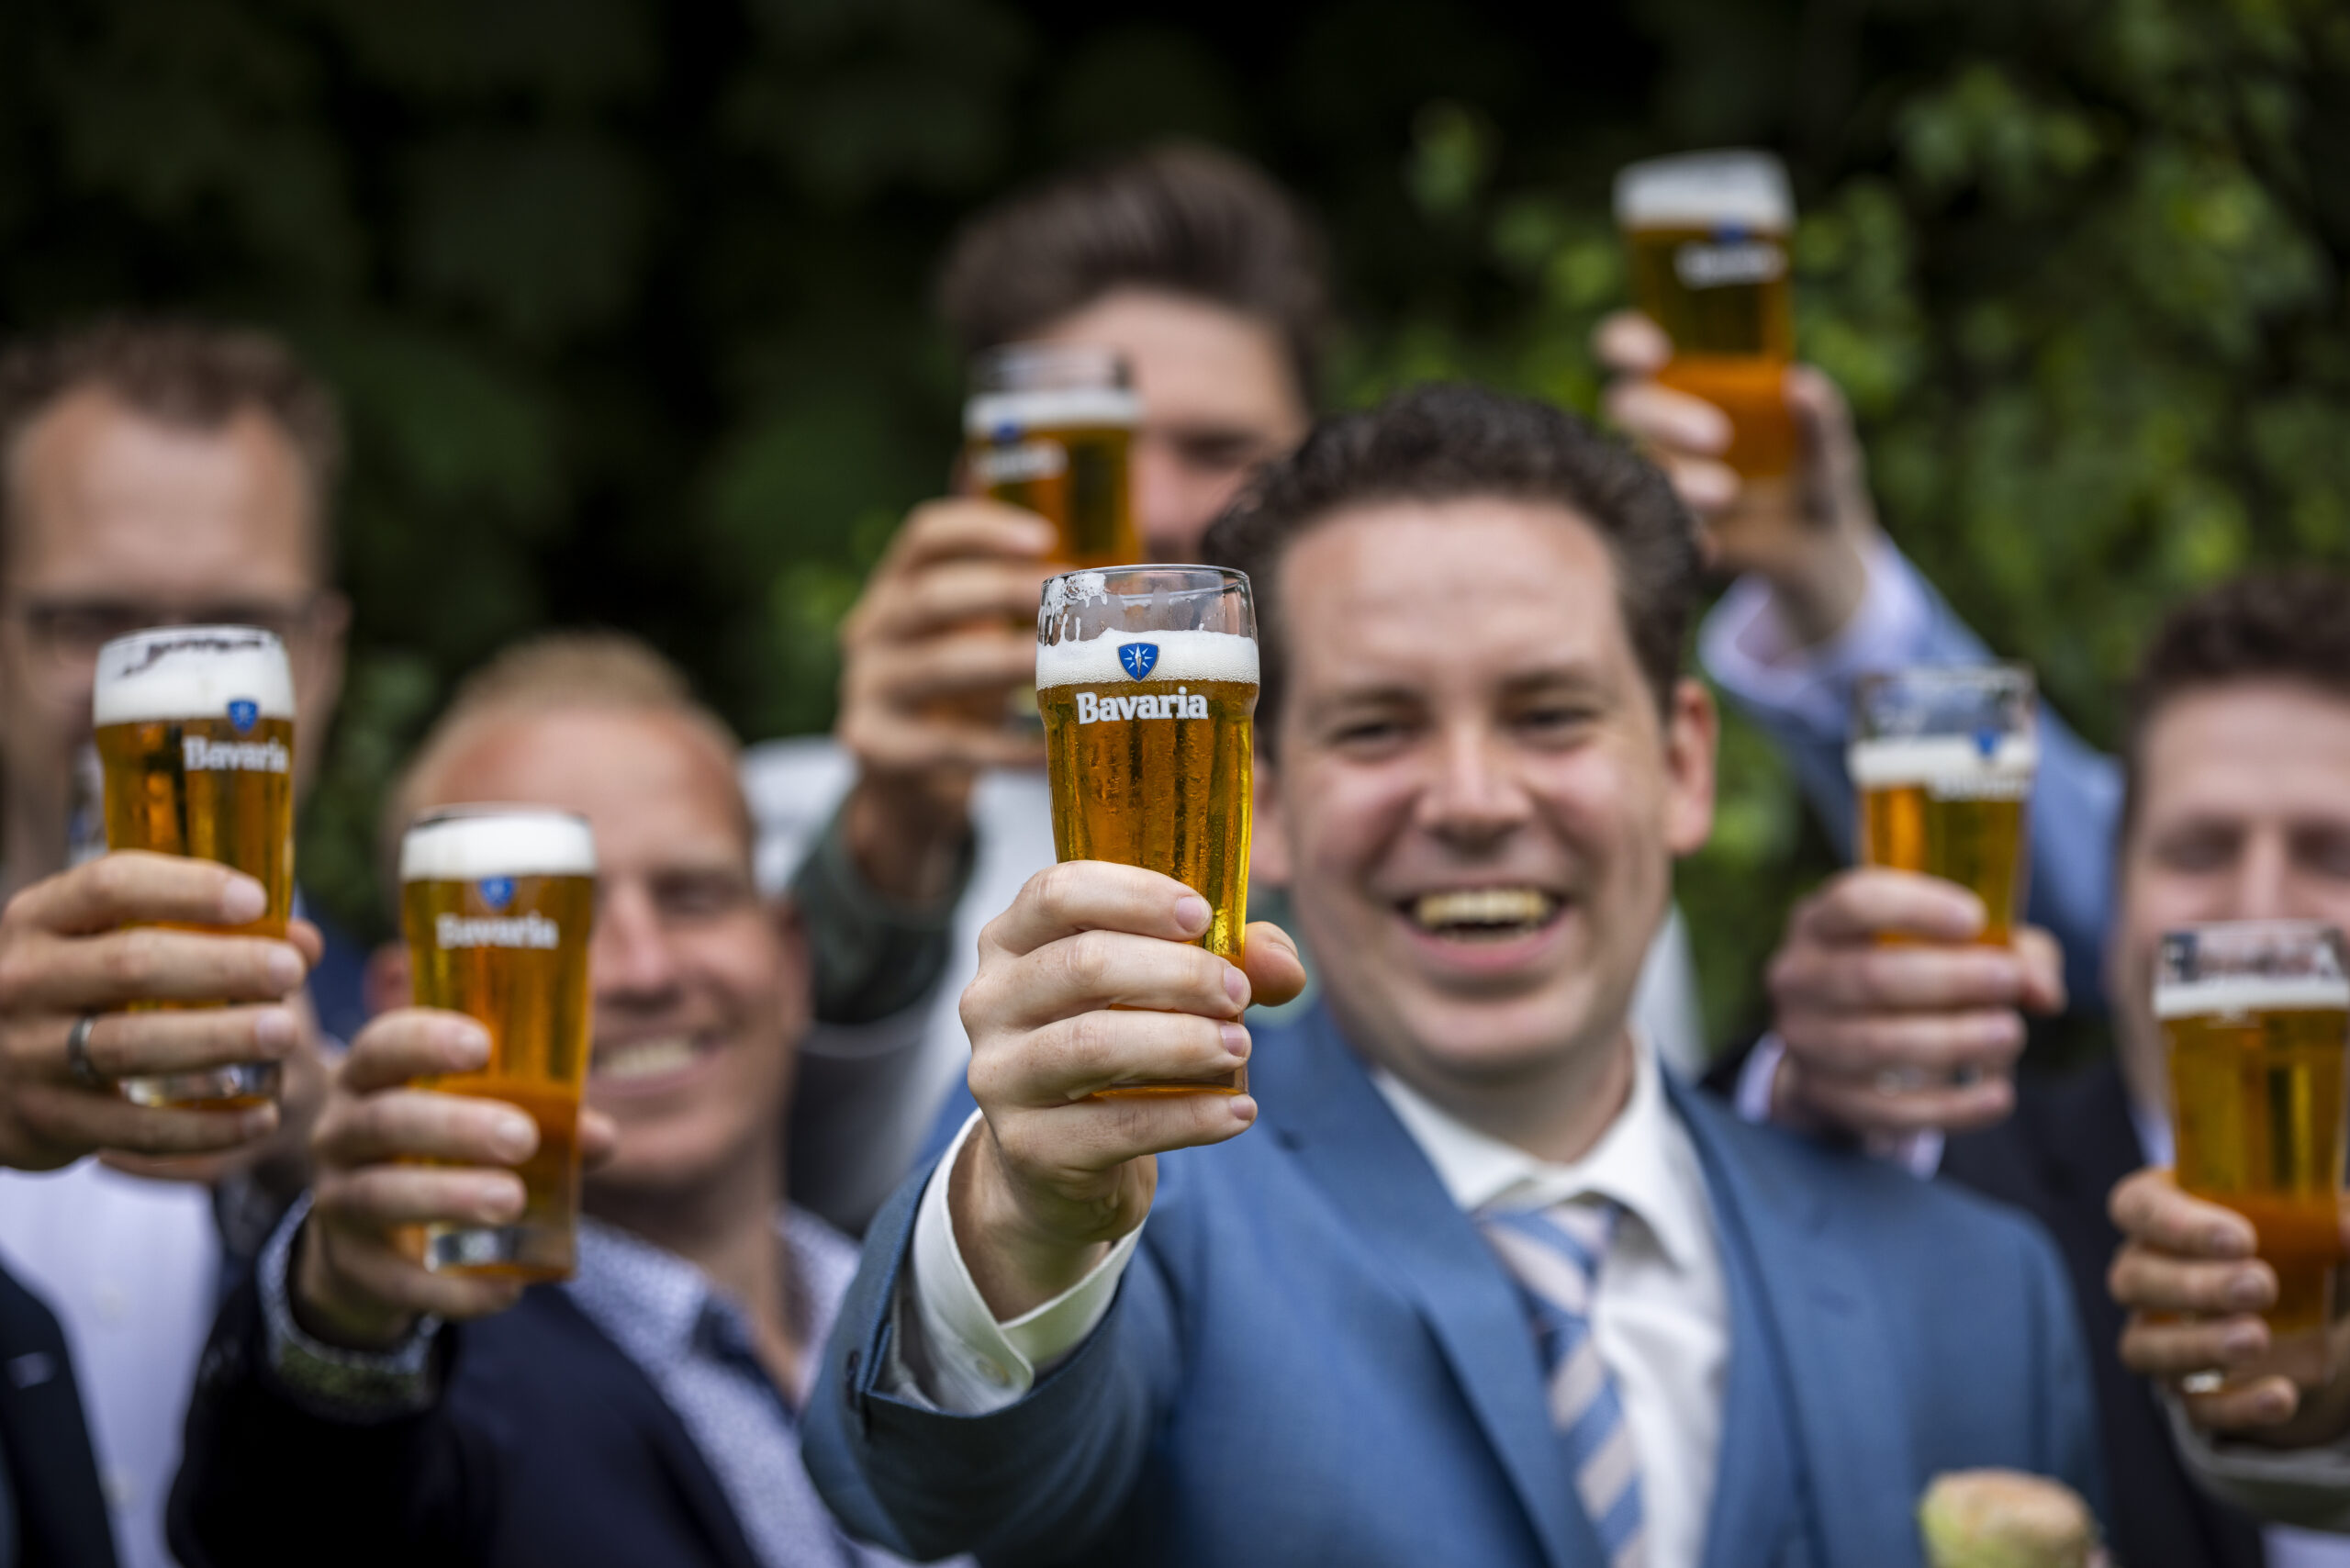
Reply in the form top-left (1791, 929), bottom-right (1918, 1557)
top-left (591, 882), bottom-right (677, 999)
top-left (2226, 831), bottom-right (2293, 921)
top-left (1415, 722), bottom-right (1532, 846)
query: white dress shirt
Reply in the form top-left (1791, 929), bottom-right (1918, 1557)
top-left (891, 1038), bottom-right (1729, 1568)
top-left (0, 1161), bottom-right (220, 1568)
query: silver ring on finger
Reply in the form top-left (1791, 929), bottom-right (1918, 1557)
top-left (2179, 1370), bottom-right (2226, 1395)
top-left (66, 1014), bottom-right (108, 1091)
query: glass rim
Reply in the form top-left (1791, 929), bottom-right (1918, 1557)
top-left (95, 622), bottom-right (290, 661)
top-left (1853, 662), bottom-right (2035, 699)
top-left (406, 802), bottom-right (591, 832)
top-left (2159, 918), bottom-right (2350, 950)
top-left (399, 803), bottom-right (597, 882)
top-left (970, 340), bottom-right (1134, 389)
top-left (1040, 563), bottom-right (1248, 595)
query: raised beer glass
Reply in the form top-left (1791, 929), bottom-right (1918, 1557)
top-left (967, 342), bottom-right (1142, 569)
top-left (2161, 920), bottom-right (2350, 1385)
top-left (1615, 149), bottom-right (1796, 482)
top-left (1038, 566), bottom-right (1256, 1095)
top-left (1849, 666), bottom-right (2037, 945)
top-left (95, 626), bottom-right (297, 1108)
top-left (400, 806), bottom-right (597, 1280)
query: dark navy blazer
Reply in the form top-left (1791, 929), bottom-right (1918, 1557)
top-left (168, 1278), bottom-right (764, 1568)
top-left (807, 1004), bottom-right (2106, 1567)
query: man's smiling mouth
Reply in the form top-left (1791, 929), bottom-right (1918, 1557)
top-left (1403, 887), bottom-right (1563, 942)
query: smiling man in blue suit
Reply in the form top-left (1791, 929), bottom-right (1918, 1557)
top-left (805, 383), bottom-right (2104, 1567)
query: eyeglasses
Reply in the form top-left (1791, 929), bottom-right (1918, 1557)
top-left (4, 594), bottom-right (336, 685)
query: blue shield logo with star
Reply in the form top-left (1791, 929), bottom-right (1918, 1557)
top-left (227, 700), bottom-right (259, 734)
top-left (1973, 726), bottom-right (1999, 758)
top-left (477, 877), bottom-right (516, 913)
top-left (1118, 643), bottom-right (1158, 680)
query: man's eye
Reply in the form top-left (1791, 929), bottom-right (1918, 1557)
top-left (2298, 833), bottom-right (2350, 879)
top-left (658, 879), bottom-right (751, 919)
top-left (1331, 717), bottom-right (1409, 747)
top-left (2154, 832), bottom-right (2235, 871)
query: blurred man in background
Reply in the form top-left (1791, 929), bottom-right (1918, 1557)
top-left (173, 634), bottom-right (940, 1568)
top-left (751, 144), bottom-right (1329, 1229)
top-left (1751, 573), bottom-right (2350, 1566)
top-left (0, 319), bottom-right (355, 1568)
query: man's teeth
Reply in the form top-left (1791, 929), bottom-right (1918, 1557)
top-left (594, 1037), bottom-right (698, 1081)
top-left (1410, 888), bottom-right (1558, 936)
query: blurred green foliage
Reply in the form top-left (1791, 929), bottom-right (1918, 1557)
top-left (1, 0), bottom-right (2344, 1046)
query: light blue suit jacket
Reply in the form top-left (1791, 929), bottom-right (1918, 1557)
top-left (807, 1006), bottom-right (2105, 1567)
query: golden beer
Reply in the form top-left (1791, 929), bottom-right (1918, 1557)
top-left (2160, 932), bottom-right (2350, 1378)
top-left (1850, 737), bottom-right (2033, 945)
top-left (1039, 569), bottom-right (1257, 1094)
top-left (1617, 151), bottom-right (1796, 479)
top-left (966, 343), bottom-right (1141, 568)
top-left (95, 626), bottom-right (297, 1108)
top-left (400, 808), bottom-right (597, 1281)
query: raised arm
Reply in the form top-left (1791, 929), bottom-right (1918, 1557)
top-left (806, 860), bottom-right (1304, 1562)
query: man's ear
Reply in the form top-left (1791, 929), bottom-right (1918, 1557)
top-left (363, 939), bottom-right (411, 1017)
top-left (1249, 745), bottom-right (1291, 888)
top-left (1662, 677), bottom-right (1718, 858)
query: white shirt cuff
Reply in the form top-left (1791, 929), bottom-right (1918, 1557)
top-left (1699, 536), bottom-right (1935, 737)
top-left (2165, 1394), bottom-right (2350, 1530)
top-left (888, 1110), bottom-right (1143, 1416)
top-left (1735, 1034), bottom-right (1944, 1178)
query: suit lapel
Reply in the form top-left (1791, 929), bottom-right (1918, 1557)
top-left (536, 1289), bottom-right (768, 1568)
top-left (1259, 1008), bottom-right (1605, 1568)
top-left (1670, 1082), bottom-right (1919, 1568)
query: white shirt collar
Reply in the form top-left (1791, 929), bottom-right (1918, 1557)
top-left (1370, 1035), bottom-right (1712, 1273)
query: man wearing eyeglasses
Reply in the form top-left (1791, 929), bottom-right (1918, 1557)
top-left (0, 319), bottom-right (353, 1568)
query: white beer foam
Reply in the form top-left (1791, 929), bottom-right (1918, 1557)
top-left (1035, 628), bottom-right (1259, 691)
top-left (400, 809), bottom-right (597, 881)
top-left (1614, 150), bottom-right (1793, 231)
top-left (2155, 975), bottom-right (2350, 1020)
top-left (966, 386), bottom-right (1143, 436)
top-left (93, 626), bottom-right (295, 726)
top-left (1847, 735), bottom-right (2039, 790)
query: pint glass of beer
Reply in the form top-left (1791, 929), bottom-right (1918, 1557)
top-left (399, 807), bottom-right (597, 1280)
top-left (1615, 149), bottom-right (1796, 480)
top-left (967, 342), bottom-right (1142, 568)
top-left (95, 626), bottom-right (297, 1108)
top-left (1038, 566), bottom-right (1256, 1094)
top-left (2160, 921), bottom-right (2350, 1383)
top-left (1849, 666), bottom-right (2037, 945)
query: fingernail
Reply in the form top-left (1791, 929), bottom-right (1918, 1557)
top-left (266, 946), bottom-right (305, 991)
top-left (219, 876), bottom-right (267, 925)
top-left (1221, 1023), bottom-right (1250, 1059)
top-left (252, 1008), bottom-right (297, 1055)
top-left (1175, 895), bottom-right (1212, 935)
top-left (2222, 1321), bottom-right (2266, 1358)
top-left (1230, 1095), bottom-right (1258, 1126)
top-left (2206, 1224), bottom-right (2255, 1259)
top-left (483, 1180), bottom-right (526, 1221)
top-left (440, 1020), bottom-right (491, 1067)
top-left (2227, 1271), bottom-right (2272, 1311)
top-left (488, 1113), bottom-right (538, 1162)
top-left (1223, 965), bottom-right (1250, 1009)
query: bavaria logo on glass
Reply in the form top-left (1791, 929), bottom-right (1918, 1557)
top-left (227, 699), bottom-right (259, 734)
top-left (1118, 643), bottom-right (1158, 680)
top-left (477, 876), bottom-right (517, 913)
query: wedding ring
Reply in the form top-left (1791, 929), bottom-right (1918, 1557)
top-left (65, 1014), bottom-right (106, 1091)
top-left (2179, 1370), bottom-right (2226, 1395)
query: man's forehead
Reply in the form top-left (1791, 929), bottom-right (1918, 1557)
top-left (1278, 498), bottom-right (1627, 675)
top-left (6, 387), bottom-right (318, 586)
top-left (2138, 681), bottom-right (2350, 815)
top-left (424, 707), bottom-right (751, 861)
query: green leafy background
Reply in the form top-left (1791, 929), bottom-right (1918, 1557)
top-left (3, 0), bottom-right (2344, 1052)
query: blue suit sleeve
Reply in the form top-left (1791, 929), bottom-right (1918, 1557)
top-left (1705, 564), bottom-right (2121, 1012)
top-left (2020, 1214), bottom-right (2110, 1529)
top-left (806, 1159), bottom-right (1179, 1565)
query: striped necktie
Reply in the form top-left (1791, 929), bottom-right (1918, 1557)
top-left (1479, 1200), bottom-right (1646, 1568)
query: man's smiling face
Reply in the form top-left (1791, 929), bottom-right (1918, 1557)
top-left (1253, 496), bottom-right (1715, 1101)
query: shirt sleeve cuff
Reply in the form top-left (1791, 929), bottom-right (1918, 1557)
top-left (887, 1110), bottom-right (1143, 1416)
top-left (790, 794), bottom-right (975, 1026)
top-left (2165, 1394), bottom-right (2350, 1527)
top-left (258, 1195), bottom-right (442, 1421)
top-left (1699, 536), bottom-right (1935, 736)
top-left (1735, 1034), bottom-right (1945, 1177)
